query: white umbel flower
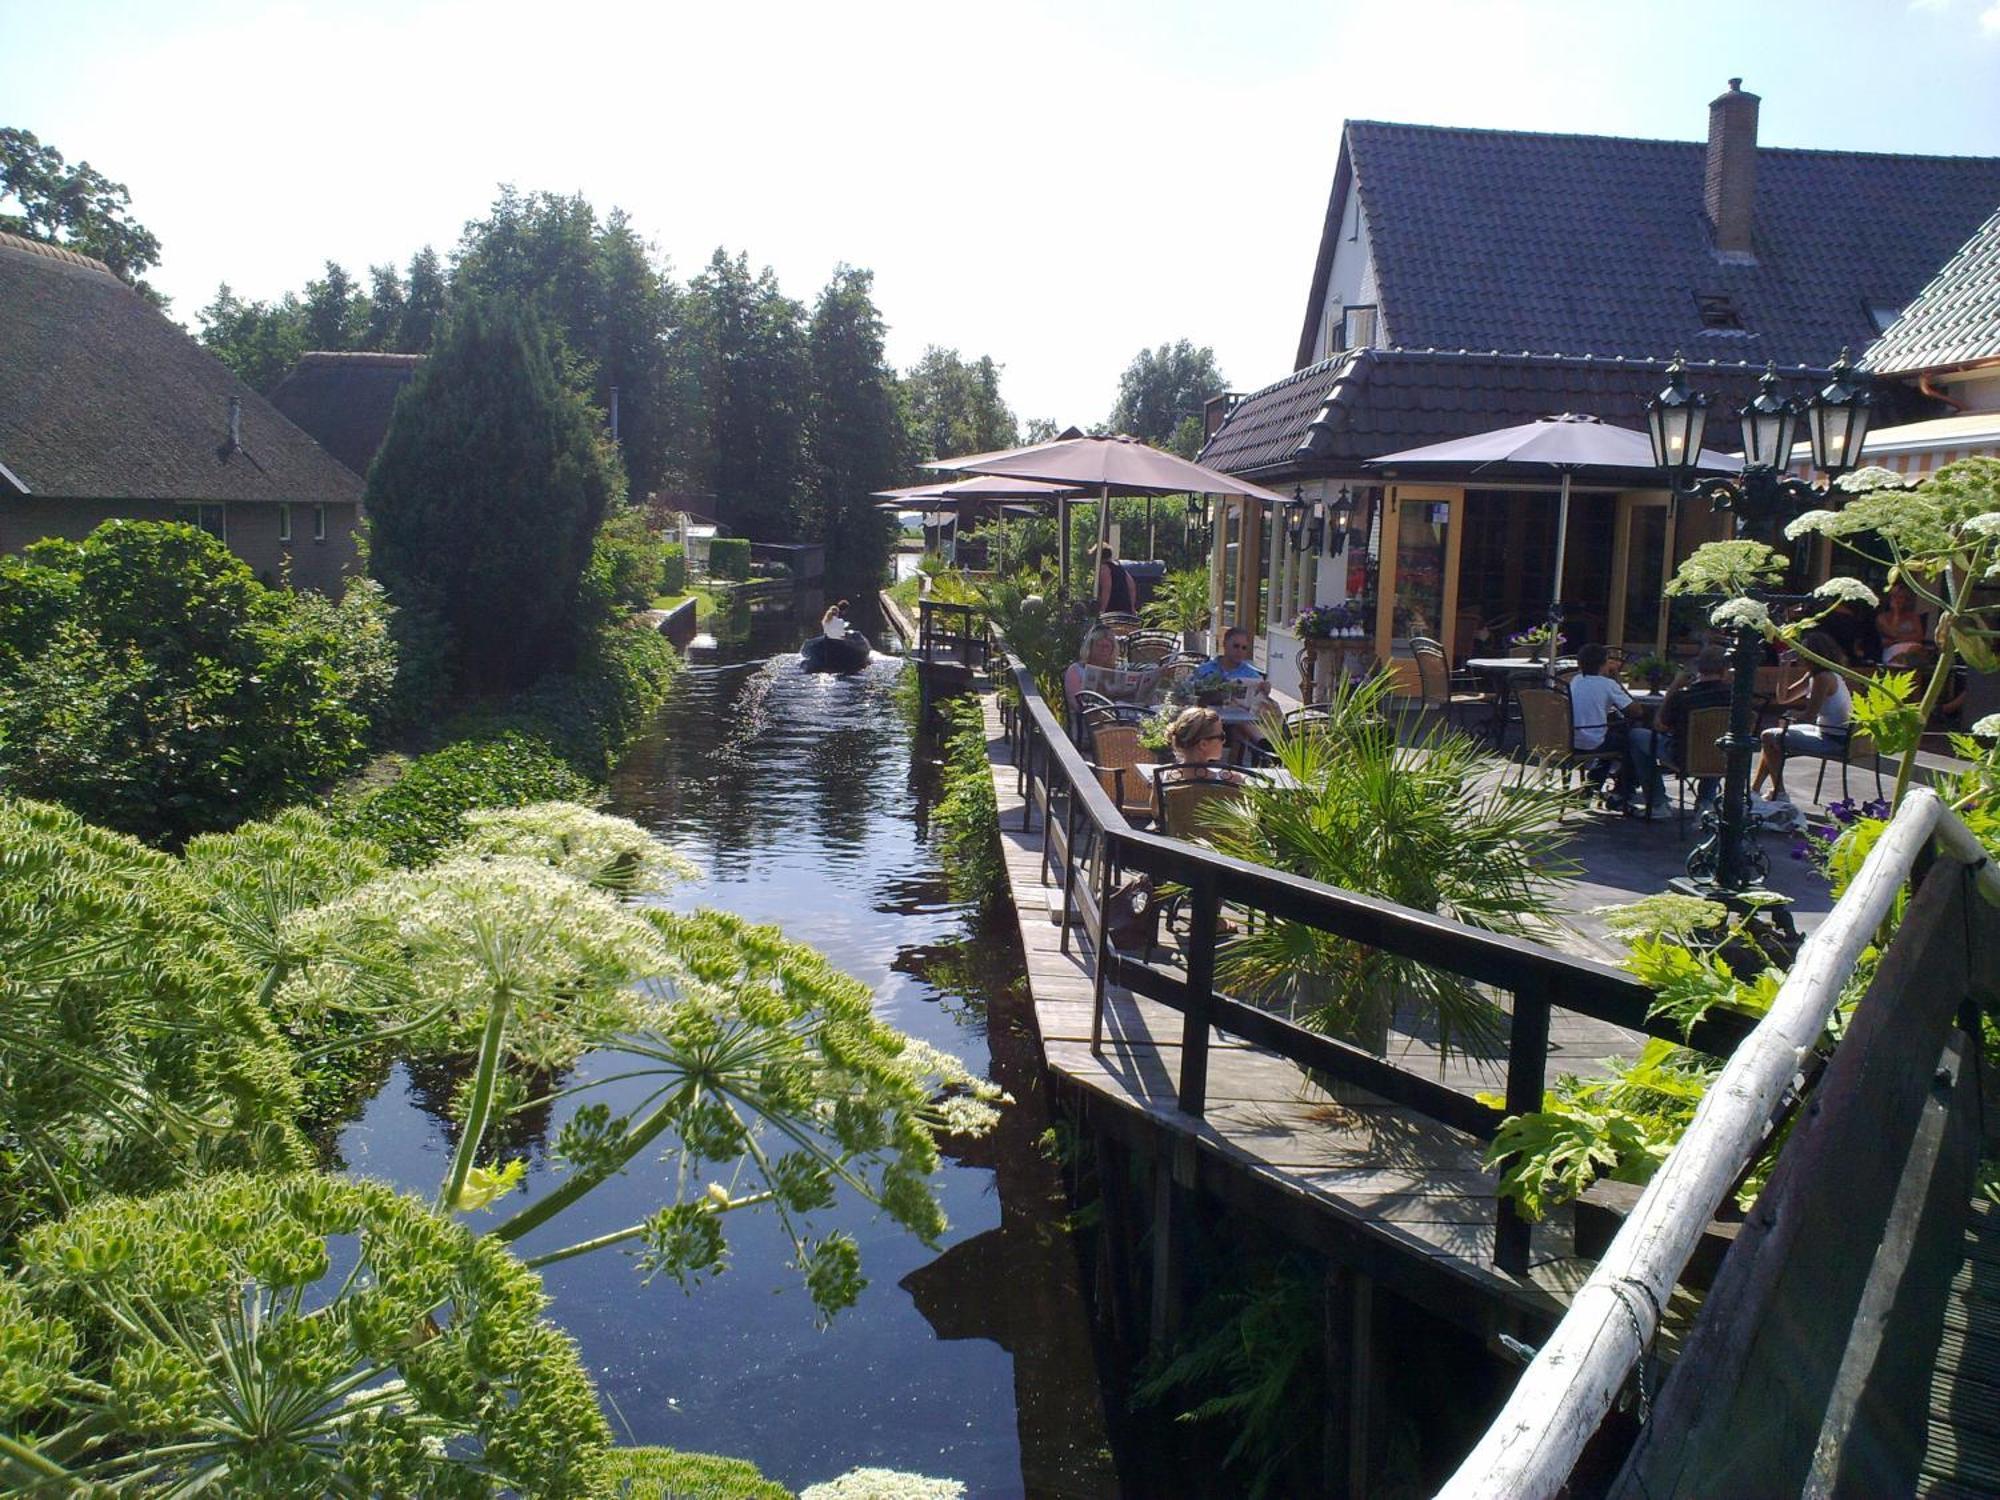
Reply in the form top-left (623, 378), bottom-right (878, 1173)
top-left (1811, 576), bottom-right (1878, 607)
top-left (1709, 598), bottom-right (1772, 632)
top-left (1784, 509), bottom-right (1839, 540)
top-left (1970, 713), bottom-right (2000, 740)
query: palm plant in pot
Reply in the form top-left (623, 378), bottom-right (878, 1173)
top-left (1199, 673), bottom-right (1576, 1058)
top-left (1144, 567), bottom-right (1214, 651)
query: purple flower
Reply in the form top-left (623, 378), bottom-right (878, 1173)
top-left (1861, 798), bottom-right (1891, 819)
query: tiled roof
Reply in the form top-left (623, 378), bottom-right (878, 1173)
top-left (0, 233), bottom-right (364, 503)
top-left (1862, 203), bottom-right (2000, 376)
top-left (268, 351), bottom-right (424, 478)
top-left (1200, 347), bottom-right (1933, 480)
top-left (1296, 122), bottom-right (2000, 370)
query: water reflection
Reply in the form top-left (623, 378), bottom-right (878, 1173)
top-left (339, 605), bottom-right (1115, 1497)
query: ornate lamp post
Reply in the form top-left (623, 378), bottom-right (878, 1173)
top-left (1646, 352), bottom-right (1874, 902)
top-left (1284, 487), bottom-right (1311, 552)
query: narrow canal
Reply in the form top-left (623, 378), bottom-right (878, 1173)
top-left (339, 604), bottom-right (1119, 1498)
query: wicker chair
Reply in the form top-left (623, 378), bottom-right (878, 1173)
top-left (1661, 703), bottom-right (1731, 835)
top-left (1409, 637), bottom-right (1497, 734)
top-left (1517, 682), bottom-right (1620, 809)
top-left (1150, 659), bottom-right (1198, 702)
top-left (1123, 631), bottom-right (1181, 666)
top-left (1089, 720), bottom-right (1158, 823)
top-left (1097, 610), bottom-right (1143, 637)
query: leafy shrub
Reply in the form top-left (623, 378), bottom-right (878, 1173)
top-left (336, 731), bottom-right (596, 868)
top-left (581, 505), bottom-right (670, 623)
top-left (661, 541), bottom-right (688, 596)
top-left (931, 695), bottom-right (1004, 910)
top-left (1204, 672), bottom-right (1574, 1058)
top-left (486, 624), bottom-right (682, 775)
top-left (708, 536), bottom-right (751, 580)
top-left (0, 522), bottom-right (398, 845)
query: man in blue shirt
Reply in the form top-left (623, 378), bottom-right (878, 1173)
top-left (1193, 626), bottom-right (1264, 685)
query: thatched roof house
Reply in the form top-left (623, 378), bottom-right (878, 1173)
top-left (268, 350), bottom-right (423, 479)
top-left (0, 230), bottom-right (364, 591)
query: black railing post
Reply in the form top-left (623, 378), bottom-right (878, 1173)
top-left (1177, 871), bottom-right (1222, 1116)
top-left (1091, 831), bottom-right (1117, 1053)
top-left (1495, 978), bottom-right (1552, 1274)
top-left (1059, 785), bottom-right (1080, 954)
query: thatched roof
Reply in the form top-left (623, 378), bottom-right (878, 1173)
top-left (0, 231), bottom-right (362, 503)
top-left (268, 351), bottom-right (423, 478)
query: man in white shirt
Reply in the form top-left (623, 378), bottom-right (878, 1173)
top-left (1568, 643), bottom-right (1640, 804)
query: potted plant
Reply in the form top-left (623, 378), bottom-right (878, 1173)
top-left (1144, 567), bottom-right (1213, 651)
top-left (1626, 653), bottom-right (1674, 691)
top-left (1506, 622), bottom-right (1564, 661)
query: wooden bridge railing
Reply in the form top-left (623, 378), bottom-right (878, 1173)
top-left (917, 598), bottom-right (987, 670)
top-left (1436, 786), bottom-right (2000, 1500)
top-left (989, 633), bottom-right (1756, 1275)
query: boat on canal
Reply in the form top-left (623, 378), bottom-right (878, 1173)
top-left (799, 629), bottom-right (873, 673)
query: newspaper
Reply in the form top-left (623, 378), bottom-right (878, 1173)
top-left (1079, 664), bottom-right (1161, 704)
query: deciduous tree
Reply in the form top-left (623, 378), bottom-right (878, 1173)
top-left (902, 346), bottom-right (1018, 467)
top-left (1108, 339), bottom-right (1225, 451)
top-left (0, 127), bottom-right (163, 299)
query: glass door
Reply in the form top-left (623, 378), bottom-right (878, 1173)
top-left (1376, 486), bottom-right (1462, 660)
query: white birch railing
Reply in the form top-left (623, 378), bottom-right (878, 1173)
top-left (1435, 786), bottom-right (1999, 1500)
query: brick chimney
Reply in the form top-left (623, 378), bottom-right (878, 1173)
top-left (1705, 78), bottom-right (1759, 260)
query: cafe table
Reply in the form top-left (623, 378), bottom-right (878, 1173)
top-left (1463, 657), bottom-right (1579, 747)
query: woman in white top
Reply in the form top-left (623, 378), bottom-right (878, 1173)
top-left (821, 600), bottom-right (851, 639)
top-left (1752, 631), bottom-right (1853, 803)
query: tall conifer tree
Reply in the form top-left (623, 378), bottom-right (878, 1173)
top-left (805, 265), bottom-right (906, 587)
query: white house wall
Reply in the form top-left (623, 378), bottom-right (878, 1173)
top-left (1313, 189), bottom-right (1381, 363)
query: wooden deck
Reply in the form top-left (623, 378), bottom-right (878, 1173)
top-left (1921, 1193), bottom-right (2000, 1498)
top-left (975, 688), bottom-right (1677, 1339)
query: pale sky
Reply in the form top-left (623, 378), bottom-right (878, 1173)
top-left (5, 0), bottom-right (1999, 426)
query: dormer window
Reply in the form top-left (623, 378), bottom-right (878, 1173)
top-left (1342, 305), bottom-right (1379, 351)
top-left (1696, 293), bottom-right (1744, 330)
top-left (1865, 299), bottom-right (1902, 334)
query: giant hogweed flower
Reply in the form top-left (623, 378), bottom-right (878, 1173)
top-left (8, 1173), bottom-right (610, 1497)
top-left (456, 802), bottom-right (698, 895)
top-left (276, 854), bottom-right (676, 1069)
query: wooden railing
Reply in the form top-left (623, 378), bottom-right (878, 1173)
top-left (990, 633), bottom-right (1757, 1274)
top-left (1436, 786), bottom-right (2000, 1500)
top-left (917, 598), bottom-right (987, 669)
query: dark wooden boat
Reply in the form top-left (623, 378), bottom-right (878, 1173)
top-left (800, 631), bottom-right (872, 673)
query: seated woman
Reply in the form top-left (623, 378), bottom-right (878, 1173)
top-left (1875, 581), bottom-right (1927, 667)
top-left (1167, 706), bottom-right (1234, 774)
top-left (821, 599), bottom-right (851, 639)
top-left (1063, 625), bottom-right (1119, 719)
top-left (1752, 631), bottom-right (1852, 804)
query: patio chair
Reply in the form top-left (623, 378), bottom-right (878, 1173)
top-left (1152, 764), bottom-right (1266, 939)
top-left (1097, 610), bottom-right (1143, 637)
top-left (1809, 726), bottom-right (1885, 807)
top-left (1517, 682), bottom-right (1621, 810)
top-left (1410, 637), bottom-right (1497, 735)
top-left (1150, 659), bottom-right (1198, 702)
top-left (1123, 632), bottom-right (1180, 667)
top-left (1661, 703), bottom-right (1730, 836)
top-left (1088, 720), bottom-right (1158, 824)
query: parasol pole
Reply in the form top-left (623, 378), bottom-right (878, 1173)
top-left (1058, 494), bottom-right (1070, 597)
top-left (1094, 481), bottom-right (1112, 573)
top-left (1146, 494), bottom-right (1156, 560)
top-left (1546, 469), bottom-right (1573, 683)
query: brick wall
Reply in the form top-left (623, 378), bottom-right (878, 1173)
top-left (0, 498), bottom-right (362, 593)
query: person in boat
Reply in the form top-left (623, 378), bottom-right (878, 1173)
top-left (821, 599), bottom-right (852, 639)
top-left (1095, 544), bottom-right (1138, 617)
top-left (1063, 625), bottom-right (1119, 719)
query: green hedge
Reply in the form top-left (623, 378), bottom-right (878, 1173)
top-left (708, 536), bottom-right (751, 581)
top-left (661, 542), bottom-right (687, 596)
top-left (334, 732), bottom-right (594, 868)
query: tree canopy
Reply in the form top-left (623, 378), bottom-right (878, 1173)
top-left (1108, 339), bottom-right (1225, 455)
top-left (365, 296), bottom-right (622, 695)
top-left (806, 265), bottom-right (908, 586)
top-left (903, 346), bottom-right (1018, 465)
top-left (0, 127), bottom-right (163, 299)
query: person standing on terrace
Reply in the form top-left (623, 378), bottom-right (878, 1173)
top-left (1095, 544), bottom-right (1138, 617)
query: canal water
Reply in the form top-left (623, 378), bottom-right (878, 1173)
top-left (338, 603), bottom-right (1118, 1497)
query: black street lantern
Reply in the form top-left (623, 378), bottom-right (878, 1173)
top-left (1648, 351), bottom-right (1873, 918)
top-left (1305, 495), bottom-right (1328, 553)
top-left (1284, 487), bottom-right (1310, 551)
top-left (1645, 355), bottom-right (1711, 481)
top-left (1737, 363), bottom-right (1798, 471)
top-left (1805, 348), bottom-right (1875, 476)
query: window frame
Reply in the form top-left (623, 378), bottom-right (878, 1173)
top-left (313, 503), bottom-right (327, 542)
top-left (278, 502), bottom-right (292, 542)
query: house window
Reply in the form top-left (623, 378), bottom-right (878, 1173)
top-left (313, 504), bottom-right (327, 542)
top-left (1342, 305), bottom-right (1378, 351)
top-left (176, 502), bottom-right (226, 541)
top-left (1865, 300), bottom-right (1902, 334)
top-left (278, 503), bottom-right (292, 542)
top-left (1695, 293), bottom-right (1744, 330)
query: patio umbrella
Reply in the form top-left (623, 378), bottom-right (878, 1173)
top-left (1369, 414), bottom-right (1740, 654)
top-left (873, 475), bottom-right (1083, 570)
top-left (928, 432), bottom-right (1291, 593)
